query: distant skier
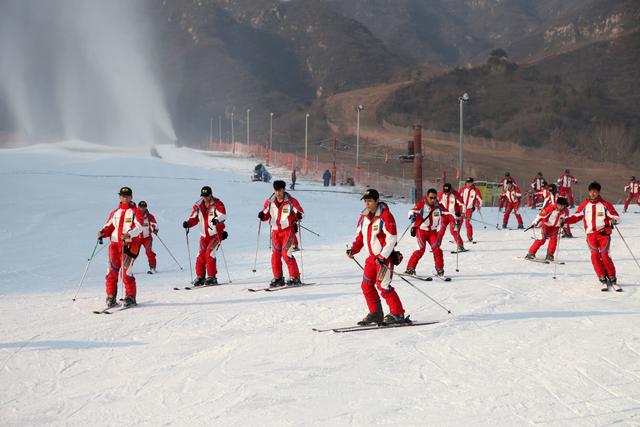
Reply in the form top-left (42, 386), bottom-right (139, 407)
top-left (290, 168), bottom-right (297, 190)
top-left (499, 172), bottom-right (516, 211)
top-left (623, 176), bottom-right (639, 213)
top-left (97, 186), bottom-right (144, 308)
top-left (530, 172), bottom-right (546, 206)
top-left (258, 180), bottom-right (304, 287)
top-left (347, 189), bottom-right (406, 325)
top-left (138, 200), bottom-right (158, 274)
top-left (322, 169), bottom-right (331, 187)
top-left (460, 177), bottom-right (483, 242)
top-left (502, 180), bottom-right (524, 229)
top-left (557, 169), bottom-right (578, 207)
top-left (525, 197), bottom-right (568, 262)
top-left (437, 183), bottom-right (464, 251)
top-left (405, 188), bottom-right (452, 278)
top-left (182, 186), bottom-right (227, 287)
top-left (565, 182), bottom-right (620, 291)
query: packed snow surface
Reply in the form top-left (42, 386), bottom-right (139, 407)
top-left (1, 141), bottom-right (639, 426)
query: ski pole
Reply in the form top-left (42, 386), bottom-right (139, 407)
top-left (252, 220), bottom-right (262, 273)
top-left (397, 222), bottom-right (412, 244)
top-left (351, 256), bottom-right (452, 315)
top-left (553, 230), bottom-right (561, 280)
top-left (72, 238), bottom-right (101, 301)
top-left (300, 224), bottom-right (320, 237)
top-left (455, 220), bottom-right (461, 272)
top-left (155, 233), bottom-right (183, 270)
top-left (185, 229), bottom-right (193, 283)
top-left (477, 209), bottom-right (488, 229)
top-left (469, 217), bottom-right (494, 228)
top-left (219, 242), bottom-right (232, 283)
top-left (615, 225), bottom-right (640, 271)
top-left (298, 223), bottom-right (304, 281)
top-left (120, 240), bottom-right (125, 300)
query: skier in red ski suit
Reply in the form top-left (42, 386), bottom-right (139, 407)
top-left (539, 184), bottom-right (572, 237)
top-left (502, 180), bottom-right (524, 229)
top-left (98, 186), bottom-right (144, 308)
top-left (437, 183), bottom-right (464, 251)
top-left (565, 182), bottom-right (620, 290)
top-left (460, 177), bottom-right (483, 242)
top-left (529, 172), bottom-right (546, 207)
top-left (137, 200), bottom-right (158, 274)
top-left (557, 169), bottom-right (578, 207)
top-left (259, 180), bottom-right (304, 287)
top-left (526, 197), bottom-right (568, 261)
top-left (183, 186), bottom-right (227, 286)
top-left (499, 172), bottom-right (516, 211)
top-left (623, 176), bottom-right (639, 213)
top-left (405, 188), bottom-right (454, 277)
top-left (347, 188), bottom-right (406, 325)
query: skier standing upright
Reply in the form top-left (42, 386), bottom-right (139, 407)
top-left (623, 176), bottom-right (639, 213)
top-left (98, 186), bottom-right (144, 308)
top-left (137, 200), bottom-right (158, 274)
top-left (460, 177), bottom-right (483, 242)
top-left (347, 189), bottom-right (406, 325)
top-left (259, 180), bottom-right (304, 287)
top-left (525, 197), bottom-right (568, 262)
top-left (437, 183), bottom-right (464, 251)
top-left (182, 186), bottom-right (227, 286)
top-left (502, 180), bottom-right (524, 229)
top-left (557, 169), bottom-right (578, 207)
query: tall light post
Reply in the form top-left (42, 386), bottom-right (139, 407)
top-left (269, 112), bottom-right (274, 164)
top-left (246, 109), bottom-right (250, 145)
top-left (458, 93), bottom-right (470, 181)
top-left (230, 110), bottom-right (235, 145)
top-left (355, 104), bottom-right (364, 171)
top-left (218, 115), bottom-right (222, 144)
top-left (304, 113), bottom-right (309, 172)
top-left (209, 116), bottom-right (214, 146)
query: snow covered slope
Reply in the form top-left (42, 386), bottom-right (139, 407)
top-left (1, 141), bottom-right (639, 426)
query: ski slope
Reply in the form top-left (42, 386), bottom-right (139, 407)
top-left (1, 141), bottom-right (639, 426)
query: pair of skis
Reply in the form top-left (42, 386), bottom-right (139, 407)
top-left (397, 272), bottom-right (452, 282)
top-left (248, 282), bottom-right (315, 292)
top-left (519, 257), bottom-right (565, 265)
top-left (313, 319), bottom-right (440, 333)
top-left (93, 304), bottom-right (137, 315)
top-left (173, 282), bottom-right (228, 291)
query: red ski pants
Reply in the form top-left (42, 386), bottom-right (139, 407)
top-left (528, 226), bottom-right (560, 255)
top-left (105, 242), bottom-right (137, 297)
top-left (360, 255), bottom-right (404, 315)
top-left (407, 229), bottom-right (444, 271)
top-left (586, 232), bottom-right (616, 278)
top-left (463, 208), bottom-right (476, 240)
top-left (499, 195), bottom-right (507, 210)
top-left (438, 215), bottom-right (463, 246)
top-left (624, 193), bottom-right (639, 211)
top-left (141, 236), bottom-right (157, 268)
top-left (559, 187), bottom-right (574, 206)
top-left (196, 235), bottom-right (220, 278)
top-left (503, 202), bottom-right (523, 226)
top-left (271, 228), bottom-right (300, 279)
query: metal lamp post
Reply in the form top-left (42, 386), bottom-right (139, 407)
top-left (209, 116), bottom-right (214, 147)
top-left (246, 109), bottom-right (250, 145)
top-left (355, 104), bottom-right (364, 171)
top-left (458, 93), bottom-right (470, 181)
top-left (304, 113), bottom-right (309, 172)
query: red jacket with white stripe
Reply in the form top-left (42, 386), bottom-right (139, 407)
top-left (460, 185), bottom-right (482, 210)
top-left (624, 180), bottom-right (639, 194)
top-left (140, 211), bottom-right (158, 238)
top-left (500, 177), bottom-right (517, 191)
top-left (504, 186), bottom-right (522, 203)
top-left (531, 176), bottom-right (545, 191)
top-left (565, 197), bottom-right (619, 234)
top-left (539, 189), bottom-right (556, 210)
top-left (409, 198), bottom-right (452, 232)
top-left (351, 202), bottom-right (397, 259)
top-left (186, 197), bottom-right (226, 238)
top-left (260, 192), bottom-right (303, 231)
top-left (533, 204), bottom-right (567, 229)
top-left (557, 174), bottom-right (577, 189)
top-left (438, 190), bottom-right (463, 215)
top-left (100, 202), bottom-right (144, 243)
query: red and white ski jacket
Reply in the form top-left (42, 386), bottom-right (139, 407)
top-left (100, 202), bottom-right (144, 243)
top-left (438, 190), bottom-right (463, 215)
top-left (140, 211), bottom-right (158, 238)
top-left (500, 177), bottom-right (517, 192)
top-left (565, 197), bottom-right (619, 234)
top-left (260, 192), bottom-right (303, 231)
top-left (533, 204), bottom-right (567, 229)
top-left (504, 186), bottom-right (522, 204)
top-left (557, 174), bottom-right (577, 189)
top-left (186, 197), bottom-right (226, 238)
top-left (539, 189), bottom-right (556, 210)
top-left (624, 180), bottom-right (639, 194)
top-left (409, 198), bottom-right (452, 232)
top-left (461, 185), bottom-right (482, 210)
top-left (531, 176), bottom-right (545, 191)
top-left (351, 202), bottom-right (397, 259)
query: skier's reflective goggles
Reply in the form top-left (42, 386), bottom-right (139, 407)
top-left (138, 201), bottom-right (147, 208)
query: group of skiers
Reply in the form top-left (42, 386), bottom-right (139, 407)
top-left (95, 169), bottom-right (631, 322)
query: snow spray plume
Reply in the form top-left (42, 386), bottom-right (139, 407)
top-left (0, 0), bottom-right (175, 146)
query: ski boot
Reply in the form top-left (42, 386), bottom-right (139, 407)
top-left (122, 296), bottom-right (137, 308)
top-left (269, 277), bottom-right (285, 288)
top-left (436, 268), bottom-right (445, 277)
top-left (192, 276), bottom-right (206, 287)
top-left (383, 313), bottom-right (407, 325)
top-left (525, 253), bottom-right (535, 260)
top-left (292, 246), bottom-right (300, 252)
top-left (599, 276), bottom-right (610, 292)
top-left (608, 276), bottom-right (621, 292)
top-left (456, 245), bottom-right (465, 253)
top-left (517, 224), bottom-right (524, 230)
top-left (358, 302), bottom-right (383, 326)
top-left (286, 276), bottom-right (302, 287)
top-left (404, 268), bottom-right (416, 275)
top-left (205, 276), bottom-right (218, 286)
top-left (105, 295), bottom-right (118, 309)
top-left (545, 253), bottom-right (554, 262)
top-left (502, 223), bottom-right (508, 229)
top-left (468, 238), bottom-right (474, 243)
top-left (147, 266), bottom-right (157, 274)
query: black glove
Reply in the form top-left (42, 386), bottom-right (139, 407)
top-left (221, 231), bottom-right (228, 240)
top-left (296, 211), bottom-right (303, 220)
top-left (409, 214), bottom-right (417, 222)
top-left (390, 250), bottom-right (403, 266)
top-left (375, 256), bottom-right (386, 265)
top-left (258, 211), bottom-right (265, 220)
top-left (211, 218), bottom-right (218, 225)
top-left (346, 248), bottom-right (354, 258)
top-left (293, 223), bottom-right (299, 233)
top-left (98, 237), bottom-right (103, 245)
top-left (182, 221), bottom-right (189, 229)
top-left (410, 227), bottom-right (417, 237)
